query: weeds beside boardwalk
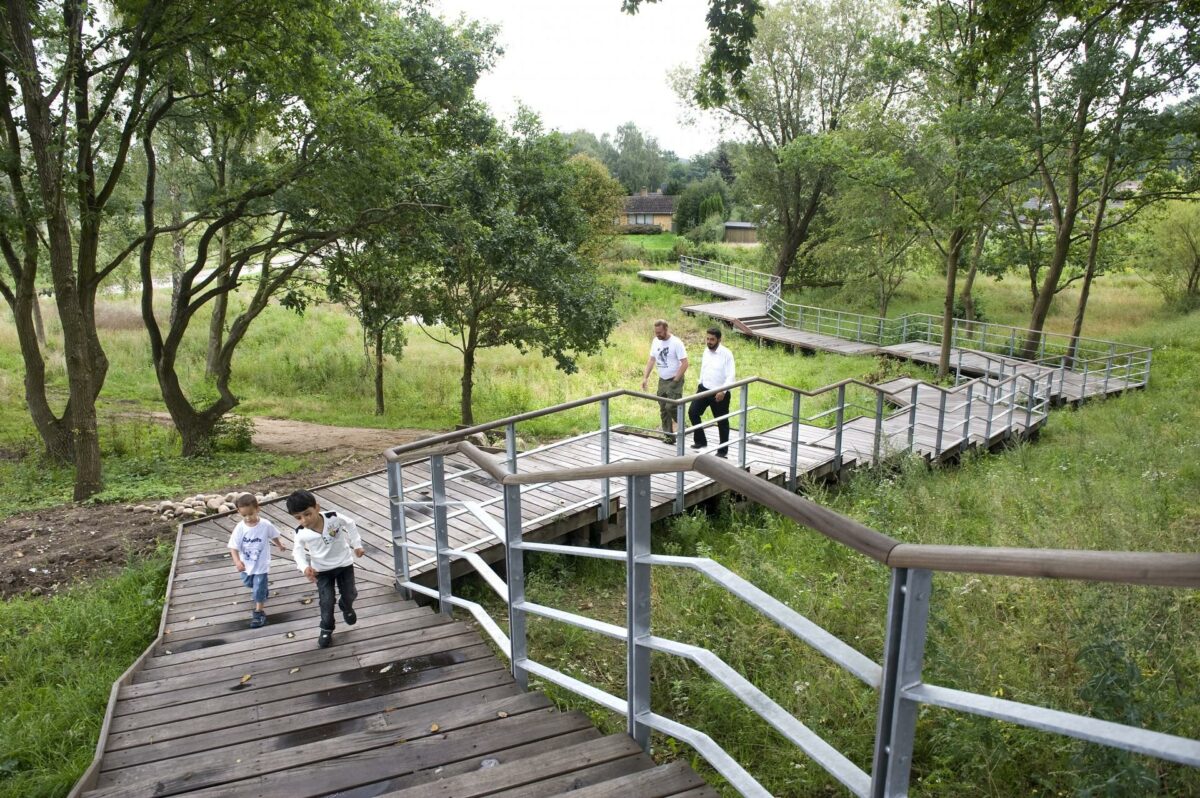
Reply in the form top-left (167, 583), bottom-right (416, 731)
top-left (464, 308), bottom-right (1200, 796)
top-left (0, 547), bottom-right (171, 798)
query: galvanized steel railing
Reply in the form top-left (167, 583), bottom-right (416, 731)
top-left (379, 380), bottom-right (1197, 797)
top-left (676, 257), bottom-right (1153, 392)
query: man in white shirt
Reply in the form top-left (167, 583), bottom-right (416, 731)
top-left (688, 327), bottom-right (736, 458)
top-left (641, 319), bottom-right (688, 444)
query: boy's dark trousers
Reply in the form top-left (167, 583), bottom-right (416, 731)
top-left (315, 564), bottom-right (357, 630)
top-left (689, 384), bottom-right (731, 456)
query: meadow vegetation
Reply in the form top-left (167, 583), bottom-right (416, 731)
top-left (1, 253), bottom-right (1197, 796)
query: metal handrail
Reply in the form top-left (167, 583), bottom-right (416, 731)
top-left (389, 444), bottom-right (1199, 798)
top-left (676, 256), bottom-right (1153, 389)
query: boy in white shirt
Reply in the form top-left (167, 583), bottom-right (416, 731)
top-left (227, 493), bottom-right (287, 629)
top-left (287, 489), bottom-right (366, 648)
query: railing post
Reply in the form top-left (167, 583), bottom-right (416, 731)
top-left (503, 480), bottom-right (529, 689)
top-left (1008, 328), bottom-right (1016, 357)
top-left (1080, 359), bottom-right (1089, 402)
top-left (871, 568), bottom-right (932, 798)
top-left (907, 384), bottom-right (918, 453)
top-left (961, 383), bottom-right (973, 446)
top-left (857, 314), bottom-right (863, 341)
top-left (675, 402), bottom-right (686, 513)
top-left (873, 391), bottom-right (884, 465)
top-left (984, 382), bottom-right (995, 444)
top-left (599, 398), bottom-right (611, 521)
top-left (429, 454), bottom-right (452, 617)
top-left (934, 391), bottom-right (946, 458)
top-left (901, 315), bottom-right (908, 343)
top-left (788, 393), bottom-right (801, 490)
top-left (1103, 343), bottom-right (1115, 393)
top-left (1038, 334), bottom-right (1046, 361)
top-left (738, 383), bottom-right (750, 468)
top-left (506, 422), bottom-right (518, 472)
top-left (1024, 376), bottom-right (1034, 430)
top-left (626, 474), bottom-right (653, 752)
top-left (386, 459), bottom-right (410, 597)
top-left (834, 384), bottom-right (846, 469)
top-left (877, 317), bottom-right (885, 345)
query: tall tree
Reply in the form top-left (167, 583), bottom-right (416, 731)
top-left (610, 122), bottom-right (669, 194)
top-left (0, 0), bottom-right (271, 497)
top-left (135, 1), bottom-right (494, 455)
top-left (1016, 2), bottom-right (1199, 356)
top-left (677, 0), bottom-right (902, 284)
top-left (413, 113), bottom-right (619, 426)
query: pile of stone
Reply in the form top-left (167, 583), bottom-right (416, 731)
top-left (129, 491), bottom-right (280, 522)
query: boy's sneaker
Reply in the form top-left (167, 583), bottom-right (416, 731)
top-left (342, 607), bottom-right (357, 626)
top-left (317, 629), bottom-right (333, 649)
top-left (249, 610), bottom-right (267, 629)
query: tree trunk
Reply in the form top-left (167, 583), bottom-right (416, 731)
top-left (206, 228), bottom-right (231, 377)
top-left (460, 340), bottom-right (476, 427)
top-left (772, 175), bottom-right (826, 284)
top-left (959, 226), bottom-right (987, 322)
top-left (30, 291), bottom-right (46, 347)
top-left (937, 227), bottom-right (967, 379)
top-left (374, 327), bottom-right (385, 416)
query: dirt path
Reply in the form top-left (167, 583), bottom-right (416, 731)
top-left (1, 416), bottom-right (444, 599)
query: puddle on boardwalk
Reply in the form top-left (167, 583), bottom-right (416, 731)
top-left (298, 651), bottom-right (468, 709)
top-left (167, 638), bottom-right (226, 654)
top-left (274, 716), bottom-right (370, 748)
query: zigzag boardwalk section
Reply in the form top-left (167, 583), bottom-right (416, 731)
top-left (641, 268), bottom-right (1141, 403)
top-left (75, 500), bottom-right (717, 797)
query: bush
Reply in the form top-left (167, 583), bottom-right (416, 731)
top-left (617, 224), bottom-right (664, 235)
top-left (684, 214), bottom-right (725, 244)
top-left (953, 292), bottom-right (987, 322)
top-left (212, 413), bottom-right (255, 452)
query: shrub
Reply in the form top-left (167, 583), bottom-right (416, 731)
top-left (617, 224), bottom-right (664, 235)
top-left (212, 413), bottom-right (255, 452)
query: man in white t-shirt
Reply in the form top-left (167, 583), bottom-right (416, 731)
top-left (641, 319), bottom-right (688, 444)
top-left (688, 327), bottom-right (736, 458)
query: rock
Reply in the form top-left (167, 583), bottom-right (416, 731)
top-left (467, 432), bottom-right (487, 447)
top-left (264, 491), bottom-right (278, 500)
top-left (224, 492), bottom-right (238, 503)
top-left (134, 505), bottom-right (156, 513)
top-left (172, 503), bottom-right (189, 514)
top-left (220, 503), bottom-right (235, 513)
top-left (206, 497), bottom-right (224, 512)
top-left (157, 500), bottom-right (173, 513)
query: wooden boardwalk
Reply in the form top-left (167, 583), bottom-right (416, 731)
top-left (75, 384), bottom-right (1049, 798)
top-left (75, 487), bottom-right (719, 797)
top-left (640, 269), bottom-right (1140, 402)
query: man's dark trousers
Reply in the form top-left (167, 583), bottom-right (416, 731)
top-left (689, 384), bottom-right (731, 457)
top-left (316, 564), bottom-right (357, 630)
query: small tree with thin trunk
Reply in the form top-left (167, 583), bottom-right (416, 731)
top-left (413, 112), bottom-right (619, 426)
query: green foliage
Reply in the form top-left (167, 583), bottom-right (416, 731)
top-left (0, 547), bottom-right (172, 798)
top-left (1135, 199), bottom-right (1200, 309)
top-left (211, 414), bottom-right (256, 453)
top-left (674, 175), bottom-right (731, 234)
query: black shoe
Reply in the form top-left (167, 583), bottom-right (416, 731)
top-left (715, 452), bottom-right (728, 459)
top-left (317, 629), bottom-right (333, 648)
top-left (249, 610), bottom-right (267, 629)
top-left (689, 443), bottom-right (704, 451)
top-left (342, 607), bottom-right (357, 626)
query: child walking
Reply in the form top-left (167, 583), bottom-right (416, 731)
top-left (228, 493), bottom-right (287, 629)
top-left (287, 489), bottom-right (365, 648)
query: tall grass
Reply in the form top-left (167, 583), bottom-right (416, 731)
top-left (0, 546), bottom-right (171, 798)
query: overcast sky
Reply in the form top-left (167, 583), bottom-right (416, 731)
top-left (432, 0), bottom-right (726, 158)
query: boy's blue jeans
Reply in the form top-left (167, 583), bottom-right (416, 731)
top-left (241, 571), bottom-right (269, 604)
top-left (315, 564), bottom-right (357, 630)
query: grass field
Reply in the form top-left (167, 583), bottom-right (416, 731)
top-left (1, 253), bottom-right (1196, 796)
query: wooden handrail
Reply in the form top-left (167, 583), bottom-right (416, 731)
top-left (451, 443), bottom-right (1200, 589)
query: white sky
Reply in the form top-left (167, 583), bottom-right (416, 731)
top-left (432, 0), bottom-right (725, 158)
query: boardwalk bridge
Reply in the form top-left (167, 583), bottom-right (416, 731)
top-left (72, 261), bottom-right (1197, 797)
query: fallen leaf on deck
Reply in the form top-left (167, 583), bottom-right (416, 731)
top-left (289, 668), bottom-right (300, 674)
top-left (497, 711), bottom-right (509, 718)
top-left (379, 664), bottom-right (394, 674)
top-left (430, 723), bottom-right (440, 732)
top-left (240, 674), bottom-right (252, 684)
top-left (286, 632), bottom-right (295, 638)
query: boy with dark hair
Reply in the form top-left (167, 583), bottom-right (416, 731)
top-left (286, 489), bottom-right (365, 648)
top-left (228, 493), bottom-right (287, 629)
